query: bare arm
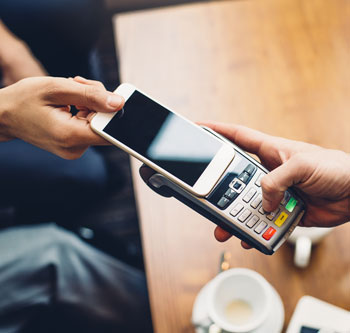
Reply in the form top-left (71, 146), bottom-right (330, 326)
top-left (0, 20), bottom-right (47, 86)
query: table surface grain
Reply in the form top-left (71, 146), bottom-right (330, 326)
top-left (114, 0), bottom-right (350, 331)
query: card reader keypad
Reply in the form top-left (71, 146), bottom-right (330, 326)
top-left (222, 168), bottom-right (298, 243)
top-left (207, 150), bottom-right (300, 246)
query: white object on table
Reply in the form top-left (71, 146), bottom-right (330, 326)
top-left (286, 296), bottom-right (350, 333)
top-left (288, 227), bottom-right (333, 268)
top-left (192, 269), bottom-right (284, 333)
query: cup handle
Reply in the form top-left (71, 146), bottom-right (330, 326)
top-left (209, 323), bottom-right (222, 333)
top-left (294, 236), bottom-right (312, 268)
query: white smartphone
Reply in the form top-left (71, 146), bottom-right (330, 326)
top-left (90, 83), bottom-right (235, 197)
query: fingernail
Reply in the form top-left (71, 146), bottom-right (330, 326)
top-left (107, 95), bottom-right (123, 109)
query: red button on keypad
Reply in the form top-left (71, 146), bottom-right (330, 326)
top-left (263, 227), bottom-right (276, 240)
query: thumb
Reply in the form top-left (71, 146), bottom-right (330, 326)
top-left (44, 78), bottom-right (124, 113)
top-left (261, 157), bottom-right (305, 212)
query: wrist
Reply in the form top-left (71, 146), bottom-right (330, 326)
top-left (0, 87), bottom-right (15, 142)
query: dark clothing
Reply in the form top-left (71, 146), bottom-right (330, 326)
top-left (0, 139), bottom-right (108, 225)
top-left (0, 224), bottom-right (153, 333)
top-left (0, 141), bottom-right (154, 333)
top-left (0, 1), bottom-right (153, 332)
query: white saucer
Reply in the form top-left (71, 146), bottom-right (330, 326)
top-left (192, 279), bottom-right (284, 333)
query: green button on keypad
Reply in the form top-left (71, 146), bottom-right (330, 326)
top-left (286, 197), bottom-right (297, 212)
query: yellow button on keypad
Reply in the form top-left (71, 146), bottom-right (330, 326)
top-left (275, 212), bottom-right (288, 227)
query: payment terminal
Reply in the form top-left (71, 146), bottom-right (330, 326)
top-left (140, 127), bottom-right (305, 255)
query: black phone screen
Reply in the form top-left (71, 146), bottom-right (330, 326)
top-left (103, 90), bottom-right (222, 186)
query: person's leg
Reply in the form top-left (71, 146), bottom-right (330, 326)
top-left (0, 0), bottom-right (105, 78)
top-left (0, 140), bottom-right (108, 224)
top-left (0, 223), bottom-right (153, 333)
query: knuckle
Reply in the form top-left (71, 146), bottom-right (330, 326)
top-left (42, 78), bottom-right (63, 98)
top-left (16, 77), bottom-right (40, 90)
top-left (291, 153), bottom-right (311, 175)
top-left (45, 77), bottom-right (58, 89)
top-left (92, 80), bottom-right (105, 89)
top-left (292, 152), bottom-right (307, 164)
top-left (53, 127), bottom-right (75, 149)
top-left (84, 86), bottom-right (102, 105)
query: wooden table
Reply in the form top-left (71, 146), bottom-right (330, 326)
top-left (114, 0), bottom-right (350, 331)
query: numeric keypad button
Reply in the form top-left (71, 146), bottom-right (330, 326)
top-left (230, 203), bottom-right (244, 217)
top-left (246, 215), bottom-right (259, 228)
top-left (254, 221), bottom-right (267, 234)
top-left (251, 194), bottom-right (262, 209)
top-left (258, 205), bottom-right (265, 215)
top-left (243, 188), bottom-right (257, 203)
top-left (266, 208), bottom-right (280, 221)
top-left (255, 173), bottom-right (264, 187)
top-left (238, 209), bottom-right (251, 222)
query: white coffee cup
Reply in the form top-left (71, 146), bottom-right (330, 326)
top-left (288, 227), bottom-right (333, 268)
top-left (207, 268), bottom-right (273, 332)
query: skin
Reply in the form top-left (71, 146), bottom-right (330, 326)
top-left (0, 76), bottom-right (124, 159)
top-left (201, 123), bottom-right (350, 248)
top-left (0, 20), bottom-right (47, 86)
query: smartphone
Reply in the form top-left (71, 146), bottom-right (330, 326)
top-left (90, 83), bottom-right (235, 196)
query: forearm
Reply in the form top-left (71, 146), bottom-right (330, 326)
top-left (0, 20), bottom-right (47, 86)
top-left (0, 20), bottom-right (20, 47)
top-left (0, 20), bottom-right (25, 67)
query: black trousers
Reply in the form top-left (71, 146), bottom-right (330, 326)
top-left (0, 224), bottom-right (153, 333)
top-left (0, 139), bottom-right (108, 225)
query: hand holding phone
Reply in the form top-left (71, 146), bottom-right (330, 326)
top-left (91, 83), bottom-right (235, 196)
